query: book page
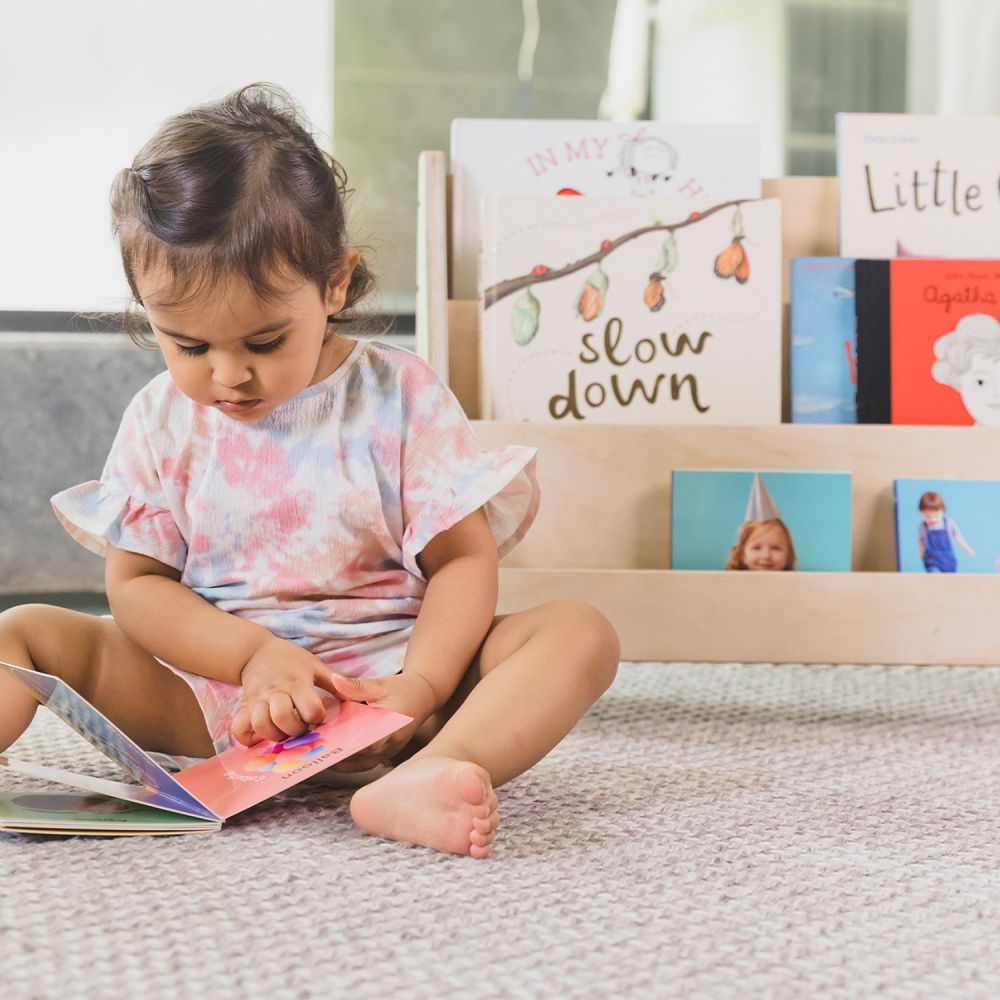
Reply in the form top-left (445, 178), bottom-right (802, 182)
top-left (176, 700), bottom-right (412, 820)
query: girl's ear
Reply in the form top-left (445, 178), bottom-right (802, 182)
top-left (324, 249), bottom-right (361, 317)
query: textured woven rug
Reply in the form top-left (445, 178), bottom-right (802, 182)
top-left (3, 660), bottom-right (1000, 999)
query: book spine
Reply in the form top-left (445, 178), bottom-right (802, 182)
top-left (855, 259), bottom-right (891, 424)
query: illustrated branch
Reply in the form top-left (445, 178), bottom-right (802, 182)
top-left (482, 198), bottom-right (749, 310)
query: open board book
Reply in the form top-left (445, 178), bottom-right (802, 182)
top-left (0, 660), bottom-right (410, 836)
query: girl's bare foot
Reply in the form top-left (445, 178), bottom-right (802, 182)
top-left (349, 755), bottom-right (500, 858)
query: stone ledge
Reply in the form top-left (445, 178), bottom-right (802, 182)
top-left (0, 333), bottom-right (166, 592)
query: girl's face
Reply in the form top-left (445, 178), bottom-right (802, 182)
top-left (742, 523), bottom-right (791, 571)
top-left (137, 257), bottom-right (357, 423)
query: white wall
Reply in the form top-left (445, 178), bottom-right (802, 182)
top-left (0, 0), bottom-right (333, 313)
top-left (650, 0), bottom-right (785, 177)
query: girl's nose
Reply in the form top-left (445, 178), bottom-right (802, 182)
top-left (213, 354), bottom-right (253, 388)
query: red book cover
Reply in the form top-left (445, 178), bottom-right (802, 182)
top-left (857, 259), bottom-right (1000, 426)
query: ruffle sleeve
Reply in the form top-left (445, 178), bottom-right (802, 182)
top-left (398, 360), bottom-right (540, 580)
top-left (50, 394), bottom-right (187, 571)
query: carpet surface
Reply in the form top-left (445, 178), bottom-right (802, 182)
top-left (3, 660), bottom-right (1000, 999)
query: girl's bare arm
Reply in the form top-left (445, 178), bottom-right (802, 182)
top-left (105, 545), bottom-right (275, 685)
top-left (404, 507), bottom-right (500, 711)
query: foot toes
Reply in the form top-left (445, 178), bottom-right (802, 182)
top-left (469, 841), bottom-right (492, 859)
top-left (470, 827), bottom-right (493, 847)
top-left (455, 765), bottom-right (491, 806)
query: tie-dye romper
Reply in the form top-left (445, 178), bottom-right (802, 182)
top-left (51, 340), bottom-right (540, 753)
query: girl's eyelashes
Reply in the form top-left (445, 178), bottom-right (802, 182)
top-left (248, 335), bottom-right (285, 354)
top-left (173, 335), bottom-right (285, 357)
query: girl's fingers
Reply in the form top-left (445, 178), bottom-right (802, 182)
top-left (250, 700), bottom-right (284, 744)
top-left (269, 692), bottom-right (307, 737)
top-left (231, 706), bottom-right (255, 746)
top-left (328, 672), bottom-right (379, 704)
top-left (313, 668), bottom-right (345, 699)
top-left (292, 687), bottom-right (327, 727)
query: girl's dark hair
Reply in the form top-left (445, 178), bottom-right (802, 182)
top-left (110, 82), bottom-right (374, 344)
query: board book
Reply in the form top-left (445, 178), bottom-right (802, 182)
top-left (0, 660), bottom-right (411, 836)
top-left (837, 113), bottom-right (1000, 259)
top-left (855, 258), bottom-right (1000, 425)
top-left (789, 257), bottom-right (857, 424)
top-left (451, 118), bottom-right (761, 298)
top-left (479, 195), bottom-right (782, 424)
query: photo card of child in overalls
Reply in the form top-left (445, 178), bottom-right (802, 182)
top-left (893, 478), bottom-right (1000, 573)
top-left (670, 470), bottom-right (852, 572)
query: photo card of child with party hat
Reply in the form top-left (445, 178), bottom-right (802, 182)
top-left (893, 477), bottom-right (1000, 574)
top-left (0, 660), bottom-right (411, 836)
top-left (670, 470), bottom-right (852, 572)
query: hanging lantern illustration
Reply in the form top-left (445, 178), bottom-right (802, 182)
top-left (713, 207), bottom-right (750, 284)
top-left (511, 287), bottom-right (541, 345)
top-left (644, 272), bottom-right (666, 311)
top-left (656, 231), bottom-right (679, 275)
top-left (714, 238), bottom-right (749, 284)
top-left (577, 264), bottom-right (609, 322)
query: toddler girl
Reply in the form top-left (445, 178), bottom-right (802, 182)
top-left (0, 84), bottom-right (619, 858)
top-left (725, 519), bottom-right (797, 571)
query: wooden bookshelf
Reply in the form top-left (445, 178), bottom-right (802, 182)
top-left (415, 150), bottom-right (1000, 665)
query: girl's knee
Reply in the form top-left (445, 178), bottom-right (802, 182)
top-left (543, 600), bottom-right (620, 688)
top-left (0, 603), bottom-right (57, 643)
top-left (0, 604), bottom-right (103, 693)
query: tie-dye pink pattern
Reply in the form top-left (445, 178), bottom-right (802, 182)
top-left (51, 340), bottom-right (540, 752)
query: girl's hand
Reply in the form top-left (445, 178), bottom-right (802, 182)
top-left (326, 671), bottom-right (439, 772)
top-left (232, 638), bottom-right (339, 746)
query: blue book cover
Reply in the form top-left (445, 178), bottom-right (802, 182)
top-left (894, 478), bottom-right (1000, 573)
top-left (790, 257), bottom-right (857, 423)
top-left (670, 469), bottom-right (852, 572)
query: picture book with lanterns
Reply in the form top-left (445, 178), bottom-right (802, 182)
top-left (854, 258), bottom-right (1000, 426)
top-left (0, 660), bottom-right (411, 836)
top-left (789, 257), bottom-right (857, 424)
top-left (670, 470), bottom-right (852, 572)
top-left (836, 113), bottom-right (1000, 259)
top-left (893, 477), bottom-right (1000, 574)
top-left (478, 195), bottom-right (782, 424)
top-left (451, 118), bottom-right (761, 298)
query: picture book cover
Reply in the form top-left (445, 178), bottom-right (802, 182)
top-left (790, 257), bottom-right (857, 424)
top-left (670, 470), bottom-right (852, 572)
top-left (836, 113), bottom-right (1000, 259)
top-left (480, 196), bottom-right (782, 424)
top-left (0, 660), bottom-right (411, 835)
top-left (855, 258), bottom-right (1000, 425)
top-left (894, 478), bottom-right (1000, 574)
top-left (0, 791), bottom-right (220, 836)
top-left (451, 119), bottom-right (761, 298)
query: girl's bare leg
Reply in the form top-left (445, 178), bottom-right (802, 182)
top-left (349, 600), bottom-right (620, 858)
top-left (0, 604), bottom-right (214, 757)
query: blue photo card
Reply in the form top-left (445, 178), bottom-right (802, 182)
top-left (894, 478), bottom-right (1000, 574)
top-left (790, 257), bottom-right (857, 424)
top-left (671, 469), bottom-right (852, 571)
